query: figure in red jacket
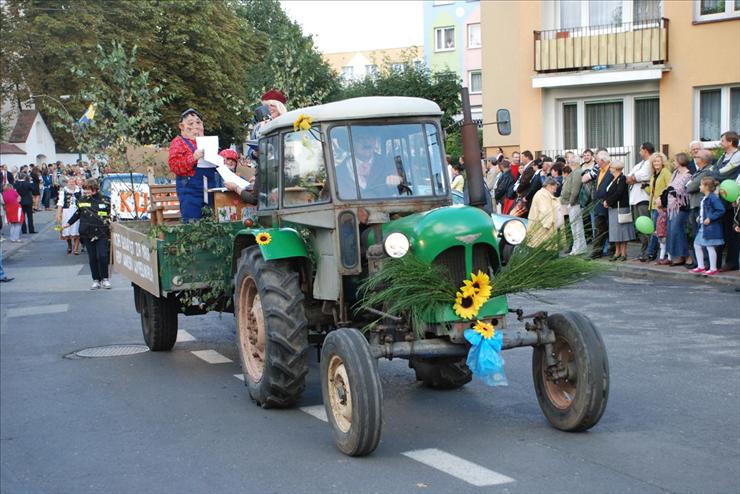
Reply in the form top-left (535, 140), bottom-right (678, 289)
top-left (168, 108), bottom-right (215, 221)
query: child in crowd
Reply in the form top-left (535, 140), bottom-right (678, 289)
top-left (656, 207), bottom-right (669, 262)
top-left (691, 177), bottom-right (725, 275)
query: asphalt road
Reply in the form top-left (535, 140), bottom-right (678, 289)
top-left (1, 213), bottom-right (739, 494)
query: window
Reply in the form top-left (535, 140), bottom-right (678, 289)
top-left (634, 98), bottom-right (659, 150)
top-left (731, 87), bottom-right (740, 136)
top-left (695, 0), bottom-right (740, 21)
top-left (468, 71), bottom-right (482, 93)
top-left (391, 62), bottom-right (407, 72)
top-left (634, 0), bottom-right (662, 23)
top-left (341, 66), bottom-right (354, 81)
top-left (282, 129), bottom-right (329, 207)
top-left (590, 0), bottom-right (622, 25)
top-left (467, 23), bottom-right (481, 48)
top-left (585, 101), bottom-right (623, 148)
top-left (365, 64), bottom-right (377, 77)
top-left (563, 103), bottom-right (578, 150)
top-left (330, 123), bottom-right (444, 200)
top-left (434, 27), bottom-right (455, 51)
top-left (559, 0), bottom-right (582, 29)
top-left (699, 89), bottom-right (721, 141)
top-left (258, 136), bottom-right (279, 209)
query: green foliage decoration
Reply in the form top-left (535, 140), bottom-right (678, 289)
top-left (358, 225), bottom-right (609, 338)
top-left (149, 211), bottom-right (237, 313)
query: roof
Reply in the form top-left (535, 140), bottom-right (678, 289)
top-left (8, 110), bottom-right (38, 143)
top-left (323, 46), bottom-right (421, 73)
top-left (260, 97), bottom-right (443, 135)
top-left (0, 143), bottom-right (26, 155)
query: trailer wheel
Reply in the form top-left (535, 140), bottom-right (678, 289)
top-left (234, 246), bottom-right (308, 408)
top-left (409, 357), bottom-right (472, 390)
top-left (320, 328), bottom-right (383, 457)
top-left (532, 311), bottom-right (609, 431)
top-left (140, 290), bottom-right (178, 351)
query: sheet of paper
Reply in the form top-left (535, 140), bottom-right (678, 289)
top-left (216, 165), bottom-right (250, 190)
top-left (196, 136), bottom-right (223, 166)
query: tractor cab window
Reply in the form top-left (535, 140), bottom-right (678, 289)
top-left (330, 123), bottom-right (447, 200)
top-left (282, 128), bottom-right (330, 207)
top-left (258, 135), bottom-right (279, 209)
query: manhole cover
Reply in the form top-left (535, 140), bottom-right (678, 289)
top-left (73, 344), bottom-right (150, 358)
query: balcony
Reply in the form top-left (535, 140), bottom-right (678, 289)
top-left (533, 18), bottom-right (669, 74)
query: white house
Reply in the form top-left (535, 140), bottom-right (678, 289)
top-left (0, 109), bottom-right (86, 169)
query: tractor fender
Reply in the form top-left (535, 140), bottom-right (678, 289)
top-left (231, 227), bottom-right (309, 272)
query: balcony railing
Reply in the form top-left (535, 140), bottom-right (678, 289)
top-left (536, 146), bottom-right (637, 173)
top-left (533, 18), bottom-right (669, 73)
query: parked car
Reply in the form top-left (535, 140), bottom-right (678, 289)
top-left (101, 173), bottom-right (170, 220)
top-left (451, 189), bottom-right (527, 264)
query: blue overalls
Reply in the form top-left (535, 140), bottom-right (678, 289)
top-left (175, 136), bottom-right (217, 221)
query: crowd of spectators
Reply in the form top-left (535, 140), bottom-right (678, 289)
top-left (470, 130), bottom-right (740, 274)
top-left (0, 160), bottom-right (99, 247)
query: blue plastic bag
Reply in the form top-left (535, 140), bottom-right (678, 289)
top-left (464, 329), bottom-right (508, 387)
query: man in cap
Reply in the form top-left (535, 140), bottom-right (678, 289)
top-left (168, 108), bottom-right (217, 221)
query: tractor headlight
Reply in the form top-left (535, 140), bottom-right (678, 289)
top-left (384, 232), bottom-right (410, 258)
top-left (502, 220), bottom-right (527, 245)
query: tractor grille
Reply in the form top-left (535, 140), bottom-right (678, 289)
top-left (433, 244), bottom-right (492, 288)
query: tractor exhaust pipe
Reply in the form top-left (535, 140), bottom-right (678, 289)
top-left (460, 87), bottom-right (486, 208)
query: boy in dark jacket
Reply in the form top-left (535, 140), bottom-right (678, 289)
top-left (63, 179), bottom-right (112, 289)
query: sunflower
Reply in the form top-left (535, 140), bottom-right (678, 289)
top-left (293, 114), bottom-right (313, 132)
top-left (463, 270), bottom-right (492, 303)
top-left (453, 286), bottom-right (479, 320)
top-left (472, 320), bottom-right (495, 340)
top-left (255, 232), bottom-right (272, 246)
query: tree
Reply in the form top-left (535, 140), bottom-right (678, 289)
top-left (235, 0), bottom-right (341, 109)
top-left (47, 42), bottom-right (169, 174)
top-left (1, 0), bottom-right (267, 146)
top-left (335, 59), bottom-right (461, 130)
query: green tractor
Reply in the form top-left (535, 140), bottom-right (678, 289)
top-left (230, 94), bottom-right (609, 456)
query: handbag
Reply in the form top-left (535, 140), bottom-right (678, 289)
top-left (617, 201), bottom-right (632, 224)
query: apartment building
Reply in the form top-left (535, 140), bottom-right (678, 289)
top-left (323, 46), bottom-right (423, 84)
top-left (423, 0), bottom-right (483, 119)
top-left (482, 0), bottom-right (740, 168)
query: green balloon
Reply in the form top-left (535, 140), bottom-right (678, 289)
top-left (720, 179), bottom-right (739, 203)
top-left (635, 215), bottom-right (654, 235)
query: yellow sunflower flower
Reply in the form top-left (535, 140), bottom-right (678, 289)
top-left (255, 232), bottom-right (272, 246)
top-left (453, 286), bottom-right (479, 320)
top-left (463, 270), bottom-right (492, 303)
top-left (472, 320), bottom-right (495, 340)
top-left (293, 114), bottom-right (313, 132)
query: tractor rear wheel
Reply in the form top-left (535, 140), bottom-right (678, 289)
top-left (234, 246), bottom-right (308, 408)
top-left (320, 328), bottom-right (383, 457)
top-left (532, 311), bottom-right (609, 431)
top-left (409, 357), bottom-right (472, 390)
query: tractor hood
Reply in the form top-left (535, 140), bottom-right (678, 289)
top-left (380, 205), bottom-right (499, 263)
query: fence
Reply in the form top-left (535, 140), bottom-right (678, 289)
top-left (536, 146), bottom-right (639, 173)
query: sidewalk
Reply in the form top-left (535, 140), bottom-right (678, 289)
top-left (594, 240), bottom-right (740, 288)
top-left (1, 210), bottom-right (58, 260)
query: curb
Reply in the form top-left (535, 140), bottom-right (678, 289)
top-left (602, 260), bottom-right (740, 288)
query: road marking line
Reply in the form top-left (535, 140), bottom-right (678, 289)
top-left (177, 330), bottom-right (196, 342)
top-left (300, 405), bottom-right (328, 422)
top-left (6, 304), bottom-right (69, 318)
top-left (191, 349), bottom-right (232, 364)
top-left (234, 374), bottom-right (244, 381)
top-left (401, 448), bottom-right (515, 487)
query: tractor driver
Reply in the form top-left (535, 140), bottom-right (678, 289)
top-left (335, 133), bottom-right (402, 199)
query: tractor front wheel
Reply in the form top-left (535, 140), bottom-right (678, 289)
top-left (532, 311), bottom-right (609, 431)
top-left (320, 328), bottom-right (383, 457)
